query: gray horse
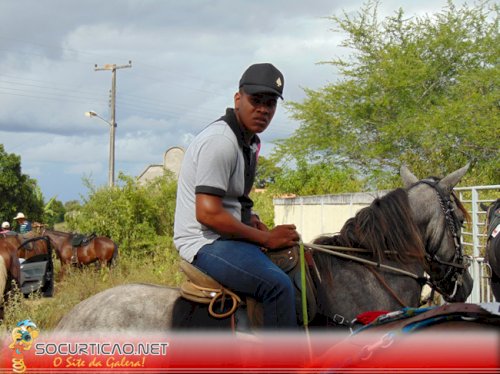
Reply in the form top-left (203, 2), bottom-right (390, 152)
top-left (56, 164), bottom-right (473, 332)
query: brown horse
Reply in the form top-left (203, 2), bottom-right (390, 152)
top-left (39, 228), bottom-right (118, 273)
top-left (11, 233), bottom-right (51, 261)
top-left (0, 237), bottom-right (21, 318)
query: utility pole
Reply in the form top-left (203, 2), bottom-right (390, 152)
top-left (94, 61), bottom-right (132, 187)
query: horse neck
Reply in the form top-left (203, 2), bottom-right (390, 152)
top-left (312, 250), bottom-right (423, 322)
top-left (44, 230), bottom-right (71, 248)
top-left (3, 235), bottom-right (21, 246)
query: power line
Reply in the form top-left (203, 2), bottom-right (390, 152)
top-left (0, 87), bottom-right (105, 105)
top-left (0, 82), bottom-right (106, 102)
top-left (0, 36), bottom-right (228, 97)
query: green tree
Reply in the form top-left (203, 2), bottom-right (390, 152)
top-left (255, 156), bottom-right (282, 188)
top-left (250, 190), bottom-right (275, 228)
top-left (64, 200), bottom-right (81, 211)
top-left (275, 1), bottom-right (499, 189)
top-left (66, 173), bottom-right (178, 255)
top-left (270, 158), bottom-right (364, 196)
top-left (42, 197), bottom-right (66, 227)
top-left (0, 144), bottom-right (44, 224)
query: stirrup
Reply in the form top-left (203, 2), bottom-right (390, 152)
top-left (179, 260), bottom-right (241, 318)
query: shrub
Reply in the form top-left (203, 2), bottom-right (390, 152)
top-left (65, 173), bottom-right (177, 256)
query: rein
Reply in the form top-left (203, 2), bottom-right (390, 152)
top-left (305, 242), bottom-right (427, 282)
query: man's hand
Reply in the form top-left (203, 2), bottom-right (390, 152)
top-left (262, 224), bottom-right (300, 250)
top-left (250, 214), bottom-right (269, 231)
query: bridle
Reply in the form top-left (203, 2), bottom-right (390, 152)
top-left (410, 179), bottom-right (469, 300)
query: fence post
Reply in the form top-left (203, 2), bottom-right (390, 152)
top-left (469, 188), bottom-right (481, 303)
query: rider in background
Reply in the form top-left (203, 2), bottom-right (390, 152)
top-left (14, 212), bottom-right (32, 234)
top-left (0, 221), bottom-right (16, 237)
top-left (174, 63), bottom-right (300, 328)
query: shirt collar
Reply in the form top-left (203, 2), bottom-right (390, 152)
top-left (219, 108), bottom-right (260, 149)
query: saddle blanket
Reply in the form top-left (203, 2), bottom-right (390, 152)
top-left (353, 302), bottom-right (500, 334)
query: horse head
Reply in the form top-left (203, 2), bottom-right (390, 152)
top-left (32, 223), bottom-right (46, 235)
top-left (401, 163), bottom-right (473, 302)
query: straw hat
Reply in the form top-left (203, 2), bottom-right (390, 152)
top-left (1, 221), bottom-right (10, 229)
top-left (14, 212), bottom-right (27, 220)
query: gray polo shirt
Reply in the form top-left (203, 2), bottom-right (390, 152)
top-left (174, 108), bottom-right (259, 263)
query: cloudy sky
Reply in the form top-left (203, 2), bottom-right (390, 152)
top-left (0, 0), bottom-right (465, 203)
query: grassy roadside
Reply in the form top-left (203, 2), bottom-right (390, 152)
top-left (0, 245), bottom-right (184, 333)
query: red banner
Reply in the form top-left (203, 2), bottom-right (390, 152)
top-left (1, 330), bottom-right (499, 373)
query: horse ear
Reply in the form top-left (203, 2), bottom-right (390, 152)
top-left (400, 165), bottom-right (419, 188)
top-left (438, 163), bottom-right (470, 193)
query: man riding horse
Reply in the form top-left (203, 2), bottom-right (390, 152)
top-left (174, 63), bottom-right (300, 328)
top-left (14, 212), bottom-right (32, 235)
top-left (0, 221), bottom-right (16, 237)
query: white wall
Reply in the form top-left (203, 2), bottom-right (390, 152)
top-left (273, 191), bottom-right (387, 243)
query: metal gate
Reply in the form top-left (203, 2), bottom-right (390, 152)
top-left (455, 185), bottom-right (500, 303)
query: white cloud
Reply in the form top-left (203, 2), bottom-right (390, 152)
top-left (65, 162), bottom-right (103, 175)
top-left (0, 0), bottom-right (468, 202)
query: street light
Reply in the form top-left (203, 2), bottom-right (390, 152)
top-left (85, 110), bottom-right (116, 187)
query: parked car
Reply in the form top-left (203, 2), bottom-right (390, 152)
top-left (19, 247), bottom-right (54, 297)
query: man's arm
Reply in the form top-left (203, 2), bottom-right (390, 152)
top-left (196, 193), bottom-right (299, 250)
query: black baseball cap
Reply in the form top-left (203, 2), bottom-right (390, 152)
top-left (239, 63), bottom-right (284, 99)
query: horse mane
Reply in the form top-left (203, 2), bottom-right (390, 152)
top-left (313, 188), bottom-right (426, 265)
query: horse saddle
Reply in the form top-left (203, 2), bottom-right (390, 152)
top-left (71, 233), bottom-right (96, 247)
top-left (179, 245), bottom-right (317, 328)
top-left (70, 233), bottom-right (96, 264)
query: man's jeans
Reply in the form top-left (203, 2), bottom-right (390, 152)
top-left (193, 239), bottom-right (297, 328)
